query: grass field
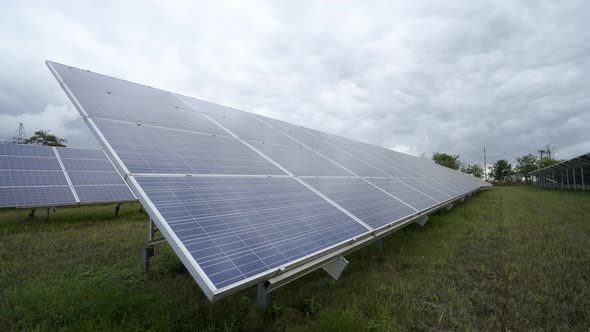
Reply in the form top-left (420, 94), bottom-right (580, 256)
top-left (1, 186), bottom-right (589, 331)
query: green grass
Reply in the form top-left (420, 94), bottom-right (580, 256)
top-left (1, 187), bottom-right (589, 331)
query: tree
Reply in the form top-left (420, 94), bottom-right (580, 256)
top-left (539, 157), bottom-right (560, 168)
top-left (461, 164), bottom-right (484, 178)
top-left (432, 152), bottom-right (461, 170)
top-left (514, 153), bottom-right (537, 183)
top-left (24, 130), bottom-right (67, 147)
top-left (490, 159), bottom-right (512, 181)
top-left (538, 143), bottom-right (559, 168)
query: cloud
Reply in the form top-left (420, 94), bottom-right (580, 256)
top-left (0, 0), bottom-right (589, 167)
top-left (0, 104), bottom-right (98, 147)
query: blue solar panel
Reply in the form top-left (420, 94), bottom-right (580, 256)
top-left (303, 177), bottom-right (417, 229)
top-left (61, 158), bottom-right (117, 172)
top-left (396, 178), bottom-right (451, 202)
top-left (0, 143), bottom-right (135, 208)
top-left (0, 186), bottom-right (76, 208)
top-left (175, 98), bottom-right (303, 148)
top-left (0, 156), bottom-right (62, 171)
top-left (74, 184), bottom-right (136, 203)
top-left (249, 141), bottom-right (351, 176)
top-left (315, 149), bottom-right (389, 177)
top-left (67, 171), bottom-right (126, 186)
top-left (0, 170), bottom-right (68, 187)
top-left (56, 147), bottom-right (107, 160)
top-left (49, 63), bottom-right (227, 136)
top-left (136, 176), bottom-right (368, 288)
top-left (366, 178), bottom-right (440, 211)
top-left (47, 60), bottom-right (490, 301)
top-left (93, 118), bottom-right (285, 175)
top-left (0, 144), bottom-right (56, 157)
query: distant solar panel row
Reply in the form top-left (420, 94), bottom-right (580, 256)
top-left (48, 61), bottom-right (491, 301)
top-left (0, 143), bottom-right (136, 208)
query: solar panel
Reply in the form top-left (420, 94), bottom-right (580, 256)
top-left (54, 147), bottom-right (136, 204)
top-left (136, 176), bottom-right (368, 289)
top-left (47, 60), bottom-right (491, 301)
top-left (93, 118), bottom-right (284, 175)
top-left (303, 177), bottom-right (417, 229)
top-left (0, 143), bottom-right (136, 208)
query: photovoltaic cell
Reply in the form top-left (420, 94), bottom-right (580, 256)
top-left (56, 148), bottom-right (107, 160)
top-left (50, 63), bottom-right (227, 137)
top-left (367, 178), bottom-right (440, 211)
top-left (61, 158), bottom-right (117, 172)
top-left (397, 178), bottom-right (451, 202)
top-left (136, 176), bottom-right (368, 288)
top-left (0, 170), bottom-right (68, 187)
top-left (249, 141), bottom-right (352, 176)
top-left (66, 171), bottom-right (127, 186)
top-left (0, 156), bottom-right (62, 171)
top-left (303, 177), bottom-right (417, 229)
top-left (74, 185), bottom-right (135, 203)
top-left (0, 144), bottom-right (55, 157)
top-left (93, 118), bottom-right (285, 175)
top-left (0, 143), bottom-right (135, 208)
top-left (0, 186), bottom-right (76, 208)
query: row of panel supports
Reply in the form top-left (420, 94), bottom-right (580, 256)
top-left (535, 166), bottom-right (586, 192)
top-left (25, 203), bottom-right (129, 223)
top-left (141, 195), bottom-right (460, 312)
top-left (255, 215), bottom-right (430, 311)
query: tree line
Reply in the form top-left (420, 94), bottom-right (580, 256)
top-left (431, 144), bottom-right (560, 183)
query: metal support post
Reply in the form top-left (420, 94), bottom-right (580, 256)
top-left (566, 169), bottom-right (570, 190)
top-left (28, 209), bottom-right (36, 220)
top-left (573, 168), bottom-right (576, 191)
top-left (375, 239), bottom-right (384, 261)
top-left (561, 171), bottom-right (564, 190)
top-left (582, 166), bottom-right (586, 192)
top-left (115, 203), bottom-right (121, 216)
top-left (43, 208), bottom-right (50, 224)
top-left (257, 282), bottom-right (271, 312)
top-left (142, 219), bottom-right (157, 273)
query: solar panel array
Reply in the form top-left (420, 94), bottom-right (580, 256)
top-left (0, 143), bottom-right (136, 208)
top-left (47, 61), bottom-right (491, 301)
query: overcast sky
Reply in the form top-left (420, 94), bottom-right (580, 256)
top-left (1, 1), bottom-right (589, 166)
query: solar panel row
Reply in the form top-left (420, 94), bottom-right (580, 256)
top-left (47, 61), bottom-right (491, 300)
top-left (0, 144), bottom-right (136, 208)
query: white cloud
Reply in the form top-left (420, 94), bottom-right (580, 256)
top-left (0, 0), bottom-right (588, 165)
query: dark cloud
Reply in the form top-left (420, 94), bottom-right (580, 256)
top-left (1, 1), bottom-right (588, 166)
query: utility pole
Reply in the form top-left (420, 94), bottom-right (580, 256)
top-left (483, 146), bottom-right (487, 181)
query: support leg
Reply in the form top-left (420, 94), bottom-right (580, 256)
top-left (143, 219), bottom-right (161, 273)
top-left (257, 282), bottom-right (271, 312)
top-left (28, 209), bottom-right (36, 220)
top-left (142, 246), bottom-right (154, 273)
top-left (375, 239), bottom-right (384, 262)
top-left (43, 208), bottom-right (50, 224)
top-left (415, 216), bottom-right (429, 227)
top-left (115, 203), bottom-right (121, 216)
top-left (582, 166), bottom-right (586, 192)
